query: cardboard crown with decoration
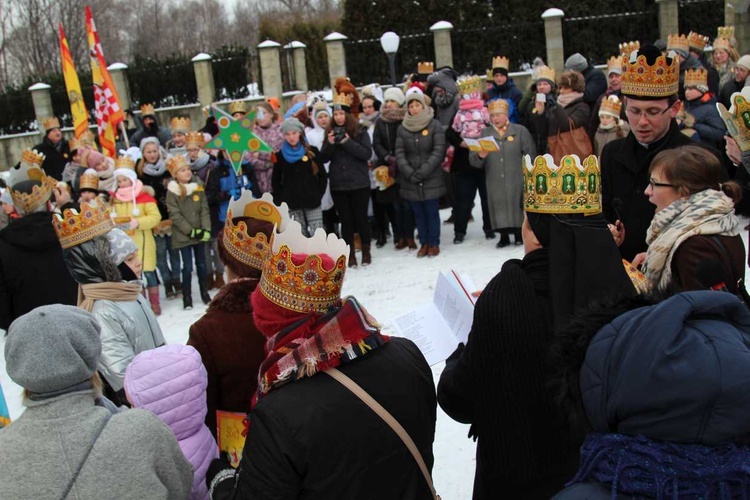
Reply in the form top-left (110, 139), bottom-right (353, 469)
top-left (523, 154), bottom-right (601, 215)
top-left (717, 87), bottom-right (750, 152)
top-left (9, 149), bottom-right (57, 214)
top-left (620, 45), bottom-right (679, 100)
top-left (51, 200), bottom-right (115, 249)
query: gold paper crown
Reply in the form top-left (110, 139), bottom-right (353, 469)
top-left (485, 69), bottom-right (493, 81)
top-left (259, 220), bottom-right (349, 314)
top-left (488, 99), bottom-right (509, 115)
top-left (185, 131), bottom-right (205, 148)
top-left (716, 87), bottom-right (750, 152)
top-left (492, 56), bottom-right (509, 71)
top-left (115, 155), bottom-right (135, 170)
top-left (457, 76), bottom-right (483, 97)
top-left (69, 137), bottom-right (83, 153)
top-left (687, 32), bottom-right (709, 51)
top-left (417, 61), bottom-right (434, 74)
top-left (684, 68), bottom-right (708, 89)
top-left (620, 53), bottom-right (680, 98)
top-left (21, 148), bottom-right (45, 167)
top-left (667, 34), bottom-right (690, 54)
top-left (535, 66), bottom-right (556, 83)
top-left (717, 26), bottom-right (735, 41)
top-left (223, 191), bottom-right (292, 271)
top-left (170, 116), bottom-right (191, 133)
top-left (42, 117), bottom-right (60, 131)
top-left (619, 41), bottom-right (640, 55)
top-left (599, 95), bottom-right (623, 117)
top-left (229, 101), bottom-right (248, 115)
top-left (51, 200), bottom-right (114, 249)
top-left (332, 91), bottom-right (355, 108)
top-left (607, 56), bottom-right (621, 74)
top-left (373, 165), bottom-right (395, 191)
top-left (10, 149), bottom-right (55, 213)
top-left (140, 103), bottom-right (155, 116)
top-left (313, 100), bottom-right (329, 113)
top-left (713, 36), bottom-right (733, 52)
top-left (79, 169), bottom-right (99, 191)
top-left (166, 154), bottom-right (189, 177)
top-left (523, 154), bottom-right (601, 214)
top-left (80, 130), bottom-right (96, 148)
top-left (623, 259), bottom-right (651, 294)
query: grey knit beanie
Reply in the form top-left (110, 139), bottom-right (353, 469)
top-left (5, 305), bottom-right (102, 394)
top-left (565, 53), bottom-right (588, 72)
top-left (280, 117), bottom-right (305, 135)
top-left (384, 87), bottom-right (406, 106)
top-left (107, 228), bottom-right (138, 265)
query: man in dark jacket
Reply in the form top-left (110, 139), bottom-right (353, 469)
top-left (718, 55), bottom-right (749, 108)
top-left (485, 55), bottom-right (524, 123)
top-left (130, 103), bottom-right (172, 148)
top-left (33, 117), bottom-right (71, 181)
top-left (687, 31), bottom-right (720, 96)
top-left (0, 153), bottom-right (78, 329)
top-left (565, 53), bottom-right (607, 110)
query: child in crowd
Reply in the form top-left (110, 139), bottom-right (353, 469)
top-left (125, 344), bottom-right (218, 500)
top-left (167, 116), bottom-right (190, 155)
top-left (77, 169), bottom-right (104, 204)
top-left (166, 154), bottom-right (212, 309)
top-left (594, 95), bottom-right (630, 157)
top-left (679, 68), bottom-right (727, 150)
top-left (111, 156), bottom-right (163, 315)
top-left (272, 117), bottom-right (327, 237)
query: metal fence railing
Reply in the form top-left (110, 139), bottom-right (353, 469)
top-left (345, 31), bottom-right (435, 87)
top-left (678, 0), bottom-right (724, 38)
top-left (452, 21), bottom-right (547, 75)
top-left (127, 57), bottom-right (197, 109)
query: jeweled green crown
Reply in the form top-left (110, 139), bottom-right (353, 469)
top-left (523, 154), bottom-right (601, 214)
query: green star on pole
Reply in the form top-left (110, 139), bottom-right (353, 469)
top-left (204, 109), bottom-right (273, 176)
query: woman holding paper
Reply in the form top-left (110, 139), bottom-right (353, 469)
top-left (469, 98), bottom-right (535, 248)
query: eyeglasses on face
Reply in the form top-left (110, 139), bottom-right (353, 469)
top-left (648, 178), bottom-right (677, 189)
top-left (626, 106), bottom-right (672, 119)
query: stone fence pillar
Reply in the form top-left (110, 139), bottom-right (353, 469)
top-left (657, 0), bottom-right (679, 41)
top-left (28, 82), bottom-right (53, 137)
top-left (107, 63), bottom-right (131, 111)
top-left (285, 41), bottom-right (309, 91)
top-left (258, 40), bottom-right (283, 101)
top-left (324, 32), bottom-right (348, 88)
top-left (726, 0), bottom-right (749, 53)
top-left (542, 8), bottom-right (565, 75)
top-left (192, 53), bottom-right (216, 108)
top-left (430, 21), bottom-right (454, 69)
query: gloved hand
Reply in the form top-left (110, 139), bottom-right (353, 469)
top-left (200, 229), bottom-right (211, 242)
top-left (190, 228), bottom-right (206, 240)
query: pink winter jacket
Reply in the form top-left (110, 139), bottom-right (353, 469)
top-left (124, 344), bottom-right (218, 500)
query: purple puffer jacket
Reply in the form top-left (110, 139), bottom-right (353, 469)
top-left (124, 344), bottom-right (218, 500)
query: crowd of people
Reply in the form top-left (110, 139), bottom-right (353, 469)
top-left (1, 23), bottom-right (750, 500)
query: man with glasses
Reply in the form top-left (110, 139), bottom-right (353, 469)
top-left (601, 45), bottom-right (703, 261)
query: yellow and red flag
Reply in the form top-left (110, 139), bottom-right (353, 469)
top-left (59, 24), bottom-right (89, 139)
top-left (85, 5), bottom-right (123, 158)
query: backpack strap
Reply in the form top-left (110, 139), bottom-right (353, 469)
top-left (60, 414), bottom-right (110, 500)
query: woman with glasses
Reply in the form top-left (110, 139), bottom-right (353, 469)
top-left (637, 145), bottom-right (745, 292)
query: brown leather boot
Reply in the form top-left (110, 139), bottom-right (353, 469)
top-left (395, 238), bottom-right (407, 250)
top-left (206, 272), bottom-right (215, 290)
top-left (361, 245), bottom-right (372, 266)
top-left (427, 245), bottom-right (440, 257)
top-left (417, 245), bottom-right (429, 258)
top-left (348, 247), bottom-right (358, 268)
top-left (147, 286), bottom-right (162, 316)
top-left (214, 273), bottom-right (226, 289)
top-left (407, 238), bottom-right (418, 250)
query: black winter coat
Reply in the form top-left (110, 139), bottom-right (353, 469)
top-left (137, 161), bottom-right (171, 220)
top-left (318, 129), bottom-right (372, 191)
top-left (395, 118), bottom-right (447, 201)
top-left (372, 118), bottom-right (400, 164)
top-left (438, 249), bottom-right (579, 499)
top-left (271, 146), bottom-right (327, 210)
top-left (210, 337), bottom-right (437, 500)
top-left (582, 65), bottom-right (608, 109)
top-left (33, 137), bottom-right (71, 181)
top-left (0, 212), bottom-right (78, 329)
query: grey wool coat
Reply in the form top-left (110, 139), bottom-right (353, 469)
top-left (395, 118), bottom-right (447, 201)
top-left (469, 123), bottom-right (536, 230)
top-left (0, 392), bottom-right (193, 499)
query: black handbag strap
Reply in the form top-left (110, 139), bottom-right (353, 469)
top-left (60, 415), bottom-right (110, 500)
top-left (705, 235), bottom-right (750, 306)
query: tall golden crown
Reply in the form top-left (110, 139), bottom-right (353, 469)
top-left (115, 155), bottom-right (135, 170)
top-left (10, 149), bottom-right (56, 214)
top-left (523, 154), bottom-right (601, 215)
top-left (170, 116), bottom-right (191, 133)
top-left (457, 75), bottom-right (483, 98)
top-left (185, 131), bottom-right (205, 148)
top-left (259, 221), bottom-right (349, 314)
top-left (488, 99), bottom-right (509, 115)
top-left (599, 95), bottom-right (623, 117)
top-left (69, 136), bottom-right (83, 153)
top-left (79, 169), bottom-right (99, 191)
top-left (684, 68), bottom-right (708, 89)
top-left (417, 61), bottom-right (434, 75)
top-left (607, 56), bottom-right (621, 74)
top-left (620, 53), bottom-right (680, 98)
top-left (42, 117), bottom-right (61, 131)
top-left (332, 91), bottom-right (354, 108)
top-left (223, 191), bottom-right (292, 271)
top-left (667, 34), bottom-right (690, 54)
top-left (716, 87), bottom-right (750, 152)
top-left (713, 36), bottom-right (733, 52)
top-left (717, 26), bottom-right (735, 41)
top-left (20, 148), bottom-right (45, 167)
top-left (535, 66), bottom-right (556, 83)
top-left (229, 101), bottom-right (248, 115)
top-left (166, 154), bottom-right (189, 177)
top-left (140, 103), bottom-right (155, 116)
top-left (51, 200), bottom-right (115, 249)
top-left (687, 32), bottom-right (709, 51)
top-left (619, 41), bottom-right (640, 56)
top-left (492, 56), bottom-right (509, 71)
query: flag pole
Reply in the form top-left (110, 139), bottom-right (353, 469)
top-left (119, 121), bottom-right (130, 149)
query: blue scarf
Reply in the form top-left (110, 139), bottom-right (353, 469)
top-left (569, 433), bottom-right (750, 498)
top-left (281, 141), bottom-right (305, 163)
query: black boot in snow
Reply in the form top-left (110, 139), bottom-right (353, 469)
top-left (182, 283), bottom-right (193, 310)
top-left (199, 282), bottom-right (211, 305)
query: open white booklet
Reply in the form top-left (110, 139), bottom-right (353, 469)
top-left (391, 271), bottom-right (477, 365)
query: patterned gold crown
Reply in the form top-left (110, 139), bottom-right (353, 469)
top-left (229, 101), bottom-right (248, 115)
top-left (10, 149), bottom-right (55, 213)
top-left (717, 26), bottom-right (734, 41)
top-left (716, 87), bottom-right (750, 152)
top-left (69, 136), bottom-right (83, 153)
top-left (684, 68), bottom-right (708, 89)
top-left (166, 154), bottom-right (189, 178)
top-left (21, 148), bottom-right (45, 166)
top-left (687, 32), bottom-right (709, 51)
top-left (523, 154), bottom-right (601, 215)
top-left (140, 103), bottom-right (155, 116)
top-left (492, 56), bottom-right (509, 71)
top-left (373, 165), bottom-right (395, 191)
top-left (485, 69), bottom-right (493, 81)
top-left (620, 52), bottom-right (680, 98)
top-left (332, 91), bottom-right (354, 108)
top-left (488, 99), bottom-right (509, 115)
top-left (457, 75), bottom-right (483, 98)
top-left (599, 95), bottom-right (622, 117)
top-left (42, 117), bottom-right (61, 131)
top-left (619, 41), bottom-right (640, 55)
top-left (52, 200), bottom-right (114, 249)
top-left (607, 56), bottom-right (621, 74)
top-left (170, 116), bottom-right (191, 133)
top-left (223, 191), bottom-right (292, 271)
top-left (713, 36), bottom-right (733, 52)
top-left (667, 34), bottom-right (690, 54)
top-left (417, 61), bottom-right (434, 74)
top-left (185, 131), bottom-right (205, 148)
top-left (79, 169), bottom-right (99, 191)
top-left (535, 66), bottom-right (556, 83)
top-left (115, 155), bottom-right (135, 170)
top-left (259, 221), bottom-right (349, 314)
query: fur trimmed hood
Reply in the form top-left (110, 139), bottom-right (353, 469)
top-left (207, 278), bottom-right (258, 314)
top-left (167, 180), bottom-right (200, 196)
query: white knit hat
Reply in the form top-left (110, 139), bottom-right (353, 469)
top-left (113, 167), bottom-right (141, 216)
